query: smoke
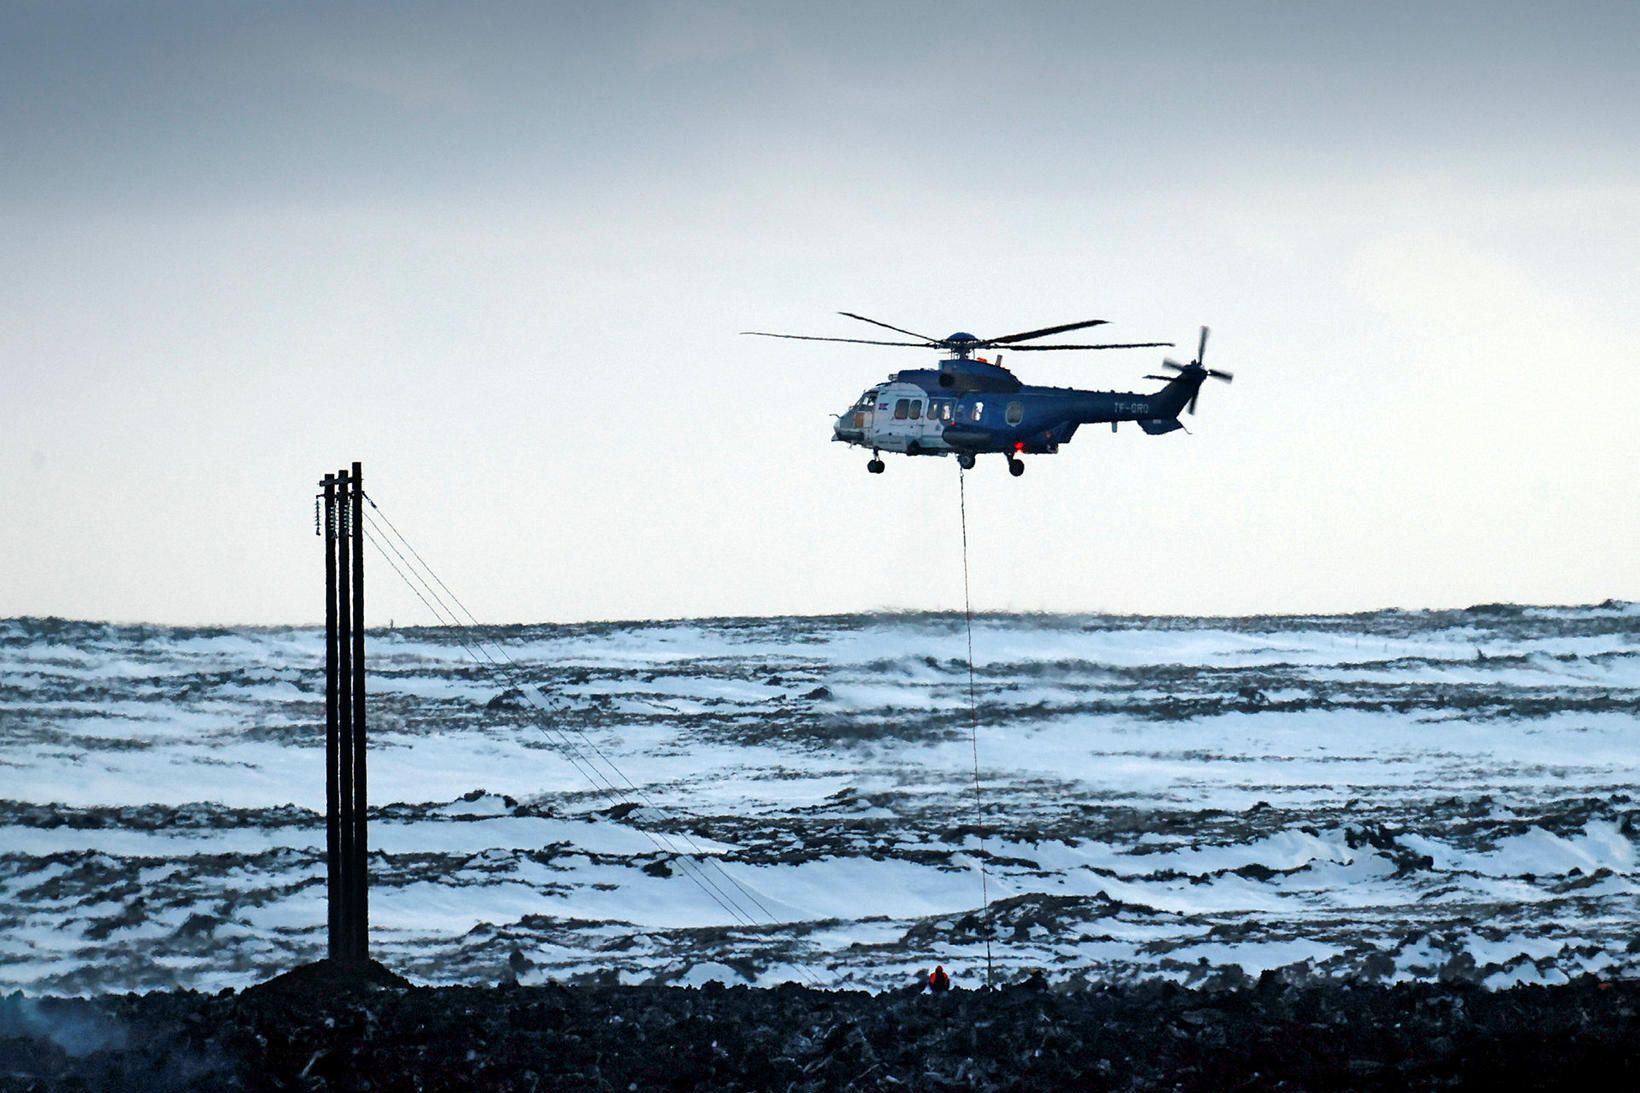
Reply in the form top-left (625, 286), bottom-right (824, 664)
top-left (0, 993), bottom-right (129, 1057)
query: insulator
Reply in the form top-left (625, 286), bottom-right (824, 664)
top-left (314, 496), bottom-right (322, 536)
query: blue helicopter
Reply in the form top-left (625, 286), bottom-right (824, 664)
top-left (744, 313), bottom-right (1233, 475)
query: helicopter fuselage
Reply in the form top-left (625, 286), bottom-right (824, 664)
top-left (833, 356), bottom-right (1201, 460)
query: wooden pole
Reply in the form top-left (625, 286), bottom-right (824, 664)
top-left (349, 461), bottom-right (369, 960)
top-left (335, 467), bottom-right (356, 962)
top-left (322, 474), bottom-right (340, 960)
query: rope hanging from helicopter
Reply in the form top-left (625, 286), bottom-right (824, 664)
top-left (354, 493), bottom-right (824, 989)
top-left (958, 467), bottom-right (995, 988)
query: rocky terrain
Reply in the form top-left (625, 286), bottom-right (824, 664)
top-left (5, 964), bottom-right (1640, 1091)
top-left (2, 603), bottom-right (1638, 996)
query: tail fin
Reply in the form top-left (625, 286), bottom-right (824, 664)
top-left (1135, 370), bottom-right (1206, 433)
top-left (1149, 371), bottom-right (1207, 419)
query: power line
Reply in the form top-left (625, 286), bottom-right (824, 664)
top-left (356, 499), bottom-right (818, 987)
top-left (360, 529), bottom-right (614, 798)
top-left (363, 504), bottom-right (785, 919)
top-left (359, 523), bottom-right (776, 941)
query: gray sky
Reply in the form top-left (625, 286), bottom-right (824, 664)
top-left (3, 1), bottom-right (1637, 625)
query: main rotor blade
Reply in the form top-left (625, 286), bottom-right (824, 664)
top-left (1006, 341), bottom-right (1173, 352)
top-left (1188, 392), bottom-right (1200, 415)
top-left (837, 312), bottom-right (940, 343)
top-left (1208, 368), bottom-right (1234, 382)
top-left (1196, 326), bottom-right (1210, 364)
top-left (741, 331), bottom-right (932, 347)
top-left (981, 319), bottom-right (1110, 346)
top-left (1161, 358), bottom-right (1187, 372)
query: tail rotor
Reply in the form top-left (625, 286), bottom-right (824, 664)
top-left (1160, 325), bottom-right (1234, 414)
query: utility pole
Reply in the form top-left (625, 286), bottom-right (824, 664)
top-left (320, 463), bottom-right (369, 964)
top-left (322, 474), bottom-right (342, 958)
top-left (348, 461), bottom-right (369, 961)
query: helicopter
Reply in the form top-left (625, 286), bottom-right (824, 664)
top-left (743, 313), bottom-right (1233, 475)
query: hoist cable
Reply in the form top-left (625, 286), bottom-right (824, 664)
top-left (356, 507), bottom-right (817, 986)
top-left (958, 466), bottom-right (994, 987)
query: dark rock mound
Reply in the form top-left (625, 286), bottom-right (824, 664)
top-left (246, 958), bottom-right (411, 999)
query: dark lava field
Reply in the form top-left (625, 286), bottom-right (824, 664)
top-left (5, 964), bottom-right (1640, 1091)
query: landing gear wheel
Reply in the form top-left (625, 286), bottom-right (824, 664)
top-left (957, 453), bottom-right (976, 470)
top-left (867, 459), bottom-right (885, 474)
top-left (1008, 457), bottom-right (1025, 477)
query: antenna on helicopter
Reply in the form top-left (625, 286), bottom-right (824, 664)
top-left (1159, 326), bottom-right (1235, 414)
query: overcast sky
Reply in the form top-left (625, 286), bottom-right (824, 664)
top-left (3, 1), bottom-right (1636, 626)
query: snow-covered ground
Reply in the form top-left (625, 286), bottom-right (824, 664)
top-left (2, 604), bottom-right (1638, 995)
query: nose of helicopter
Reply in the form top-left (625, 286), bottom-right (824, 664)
top-left (833, 410), bottom-right (863, 442)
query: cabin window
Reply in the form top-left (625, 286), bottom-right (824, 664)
top-left (930, 399), bottom-right (954, 422)
top-left (908, 400), bottom-right (922, 420)
top-left (1006, 401), bottom-right (1024, 425)
top-left (894, 399), bottom-right (910, 420)
top-left (972, 401), bottom-right (985, 422)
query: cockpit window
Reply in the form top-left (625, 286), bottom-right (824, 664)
top-left (855, 391), bottom-right (877, 410)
